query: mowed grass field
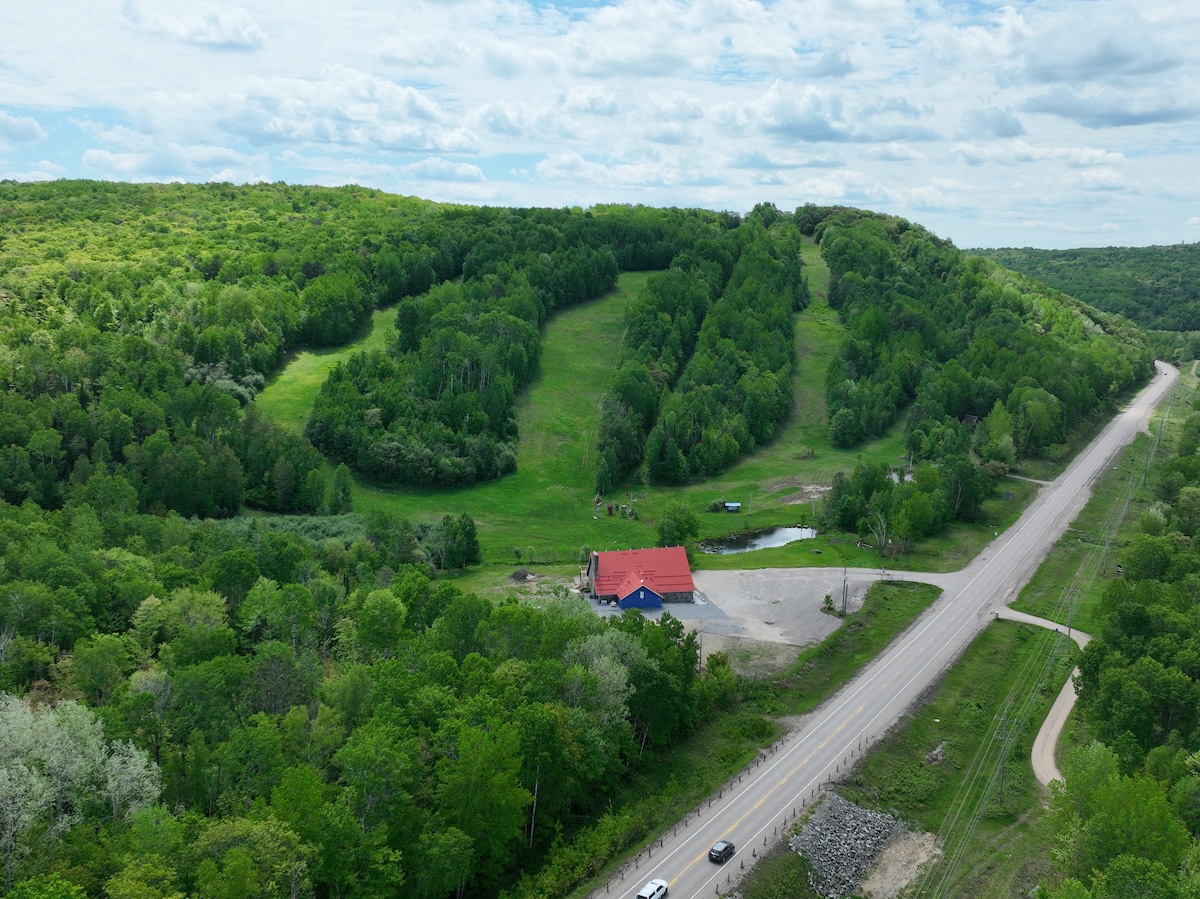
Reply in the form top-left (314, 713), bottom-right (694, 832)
top-left (253, 239), bottom-right (1025, 578)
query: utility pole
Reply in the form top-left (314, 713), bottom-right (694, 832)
top-left (841, 568), bottom-right (848, 616)
top-left (996, 711), bottom-right (1011, 800)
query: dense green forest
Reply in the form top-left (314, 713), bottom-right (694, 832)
top-left (1035, 383), bottom-right (1200, 898)
top-left (973, 244), bottom-right (1200, 332)
top-left (0, 179), bottom-right (439, 516)
top-left (800, 207), bottom-right (1152, 550)
top-left (0, 182), bottom-right (1172, 899)
top-left (0, 493), bottom-right (725, 898)
top-left (594, 203), bottom-right (807, 491)
top-left (0, 181), bottom-right (747, 898)
top-left (814, 208), bottom-right (1150, 454)
top-left (304, 205), bottom-right (722, 488)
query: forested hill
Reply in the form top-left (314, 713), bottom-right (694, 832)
top-left (0, 180), bottom-right (719, 511)
top-left (971, 243), bottom-right (1200, 331)
top-left (806, 207), bottom-right (1151, 458)
top-left (0, 183), bottom-right (1158, 899)
top-left (783, 206), bottom-right (1155, 554)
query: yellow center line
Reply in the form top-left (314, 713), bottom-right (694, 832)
top-left (669, 704), bottom-right (865, 887)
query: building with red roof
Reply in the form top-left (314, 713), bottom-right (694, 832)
top-left (586, 546), bottom-right (695, 608)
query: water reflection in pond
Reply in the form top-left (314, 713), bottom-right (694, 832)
top-left (702, 526), bottom-right (818, 554)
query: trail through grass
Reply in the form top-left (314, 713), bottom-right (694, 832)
top-left (255, 305), bottom-right (399, 432)
top-left (348, 275), bottom-right (654, 565)
top-left (253, 242), bottom-right (1033, 578)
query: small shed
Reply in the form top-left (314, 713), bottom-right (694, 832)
top-left (723, 501), bottom-right (741, 513)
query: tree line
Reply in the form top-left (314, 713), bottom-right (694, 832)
top-left (975, 243), bottom-right (1200, 332)
top-left (594, 203), bottom-right (808, 491)
top-left (303, 205), bottom-right (726, 487)
top-left (0, 181), bottom-right (461, 519)
top-left (0, 492), bottom-right (734, 898)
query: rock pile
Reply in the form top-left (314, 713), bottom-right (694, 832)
top-left (789, 793), bottom-right (900, 899)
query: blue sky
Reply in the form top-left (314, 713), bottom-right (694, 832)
top-left (2, 0), bottom-right (1198, 249)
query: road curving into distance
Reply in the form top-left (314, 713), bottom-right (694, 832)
top-left (595, 360), bottom-right (1177, 899)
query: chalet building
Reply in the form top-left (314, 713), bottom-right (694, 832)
top-left (586, 546), bottom-right (695, 609)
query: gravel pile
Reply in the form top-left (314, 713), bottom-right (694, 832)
top-left (789, 793), bottom-right (900, 899)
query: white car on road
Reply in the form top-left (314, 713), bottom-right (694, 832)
top-left (636, 878), bottom-right (668, 899)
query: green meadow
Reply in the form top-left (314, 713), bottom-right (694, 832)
top-left (256, 305), bottom-right (400, 433)
top-left (254, 240), bottom-right (1023, 579)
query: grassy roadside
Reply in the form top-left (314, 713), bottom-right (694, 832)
top-left (771, 582), bottom-right (941, 716)
top-left (725, 369), bottom-right (1191, 899)
top-left (834, 620), bottom-right (1074, 898)
top-left (538, 580), bottom-right (939, 899)
top-left (1013, 365), bottom-right (1190, 634)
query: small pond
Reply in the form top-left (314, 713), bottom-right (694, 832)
top-left (701, 526), bottom-right (819, 554)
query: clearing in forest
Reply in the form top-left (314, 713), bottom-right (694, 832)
top-left (253, 249), bottom-right (904, 568)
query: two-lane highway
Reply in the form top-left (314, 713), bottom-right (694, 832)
top-left (596, 361), bottom-right (1177, 899)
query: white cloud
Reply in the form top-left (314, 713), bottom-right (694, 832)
top-left (217, 67), bottom-right (478, 154)
top-left (1021, 11), bottom-right (1180, 84)
top-left (953, 141), bottom-right (1125, 167)
top-left (534, 150), bottom-right (707, 188)
top-left (1, 162), bottom-right (66, 181)
top-left (1023, 87), bottom-right (1198, 128)
top-left (0, 0), bottom-right (1198, 247)
top-left (560, 86), bottom-right (621, 117)
top-left (0, 112), bottom-right (47, 142)
top-left (808, 48), bottom-right (857, 78)
top-left (865, 142), bottom-right (921, 161)
top-left (82, 140), bottom-right (266, 181)
top-left (961, 107), bottom-right (1024, 140)
top-left (406, 157), bottom-right (486, 182)
top-left (750, 82), bottom-right (852, 142)
top-left (1073, 167), bottom-right (1126, 191)
top-left (122, 2), bottom-right (266, 50)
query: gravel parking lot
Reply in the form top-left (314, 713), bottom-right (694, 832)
top-left (591, 566), bottom-right (884, 674)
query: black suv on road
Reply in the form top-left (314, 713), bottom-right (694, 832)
top-left (708, 841), bottom-right (735, 863)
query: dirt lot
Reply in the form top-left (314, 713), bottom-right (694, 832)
top-left (859, 830), bottom-right (941, 899)
top-left (589, 567), bottom-right (880, 676)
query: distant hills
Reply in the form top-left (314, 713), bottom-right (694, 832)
top-left (971, 244), bottom-right (1200, 332)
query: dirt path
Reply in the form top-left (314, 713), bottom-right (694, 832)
top-left (996, 608), bottom-right (1091, 786)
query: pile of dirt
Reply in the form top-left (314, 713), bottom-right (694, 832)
top-left (858, 830), bottom-right (941, 899)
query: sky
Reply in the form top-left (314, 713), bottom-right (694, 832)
top-left (2, 0), bottom-right (1198, 249)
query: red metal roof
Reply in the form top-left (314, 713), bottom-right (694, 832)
top-left (591, 546), bottom-right (694, 597)
top-left (615, 570), bottom-right (658, 601)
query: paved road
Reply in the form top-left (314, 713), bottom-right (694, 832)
top-left (596, 361), bottom-right (1176, 899)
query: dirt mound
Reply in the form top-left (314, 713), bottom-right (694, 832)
top-left (858, 830), bottom-right (940, 899)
